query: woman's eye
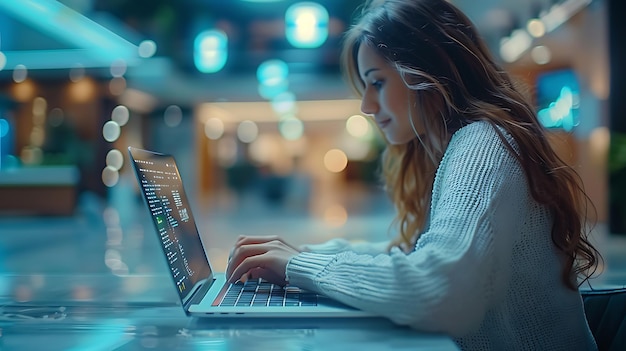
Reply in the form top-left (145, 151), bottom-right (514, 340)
top-left (371, 80), bottom-right (383, 90)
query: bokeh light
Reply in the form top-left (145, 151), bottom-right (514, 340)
top-left (111, 105), bottom-right (130, 126)
top-left (271, 91), bottom-right (297, 114)
top-left (531, 46), bottom-right (552, 65)
top-left (29, 126), bottom-right (45, 147)
top-left (106, 149), bottom-right (125, 171)
top-left (32, 97), bottom-right (47, 121)
top-left (237, 120), bottom-right (259, 143)
top-left (102, 166), bottom-right (120, 187)
top-left (164, 105), bottom-right (183, 128)
top-left (138, 40), bottom-right (158, 58)
top-left (102, 121), bottom-right (121, 142)
top-left (69, 65), bottom-right (85, 82)
top-left (527, 19), bottom-right (546, 38)
top-left (109, 77), bottom-right (127, 96)
top-left (204, 117), bottom-right (225, 140)
top-left (13, 65), bottom-right (28, 83)
top-left (12, 79), bottom-right (36, 102)
top-left (323, 149), bottom-right (348, 173)
top-left (257, 59), bottom-right (289, 87)
top-left (346, 115), bottom-right (370, 138)
top-left (110, 59), bottom-right (127, 78)
top-left (0, 119), bottom-right (10, 138)
top-left (194, 29), bottom-right (228, 73)
top-left (285, 2), bottom-right (329, 48)
top-left (589, 127), bottom-right (610, 168)
top-left (0, 52), bottom-right (6, 71)
top-left (279, 116), bottom-right (304, 140)
top-left (69, 79), bottom-right (96, 103)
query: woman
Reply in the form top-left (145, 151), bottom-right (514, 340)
top-left (226, 0), bottom-right (600, 349)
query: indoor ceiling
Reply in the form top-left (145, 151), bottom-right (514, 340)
top-left (0, 0), bottom-right (602, 106)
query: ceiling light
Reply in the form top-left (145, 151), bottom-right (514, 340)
top-left (285, 2), bottom-right (329, 49)
top-left (194, 30), bottom-right (228, 74)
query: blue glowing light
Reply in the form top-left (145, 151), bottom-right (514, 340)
top-left (257, 59), bottom-right (290, 99)
top-left (0, 119), bottom-right (9, 138)
top-left (0, 0), bottom-right (138, 68)
top-left (194, 30), bottom-right (228, 73)
top-left (257, 59), bottom-right (289, 86)
top-left (285, 2), bottom-right (329, 49)
top-left (0, 118), bottom-right (7, 171)
top-left (258, 80), bottom-right (289, 100)
top-left (537, 86), bottom-right (578, 131)
top-left (536, 69), bottom-right (580, 131)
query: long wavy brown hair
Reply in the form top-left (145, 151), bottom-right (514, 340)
top-left (340, 0), bottom-right (600, 289)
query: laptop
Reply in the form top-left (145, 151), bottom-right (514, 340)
top-left (128, 146), bottom-right (374, 318)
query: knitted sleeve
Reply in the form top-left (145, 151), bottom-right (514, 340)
top-left (300, 239), bottom-right (390, 256)
top-left (286, 122), bottom-right (529, 337)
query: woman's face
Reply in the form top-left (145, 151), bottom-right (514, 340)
top-left (357, 44), bottom-right (422, 145)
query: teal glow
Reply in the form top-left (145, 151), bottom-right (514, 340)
top-left (1, 155), bottom-right (20, 170)
top-left (279, 116), bottom-right (304, 140)
top-left (65, 323), bottom-right (131, 351)
top-left (258, 80), bottom-right (289, 100)
top-left (256, 59), bottom-right (289, 86)
top-left (285, 2), bottom-right (329, 49)
top-left (271, 91), bottom-right (296, 114)
top-left (536, 69), bottom-right (580, 131)
top-left (537, 86), bottom-right (578, 131)
top-left (0, 119), bottom-right (8, 138)
top-left (194, 30), bottom-right (228, 73)
top-left (257, 60), bottom-right (289, 100)
top-left (0, 0), bottom-right (138, 67)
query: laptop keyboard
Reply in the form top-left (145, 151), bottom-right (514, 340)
top-left (219, 279), bottom-right (318, 307)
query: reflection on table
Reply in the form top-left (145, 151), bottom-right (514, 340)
top-left (0, 275), bottom-right (459, 351)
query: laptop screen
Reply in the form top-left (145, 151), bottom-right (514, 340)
top-left (128, 147), bottom-right (213, 304)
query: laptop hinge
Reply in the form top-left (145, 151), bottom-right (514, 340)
top-left (183, 278), bottom-right (214, 313)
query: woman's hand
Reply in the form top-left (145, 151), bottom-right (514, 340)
top-left (225, 235), bottom-right (301, 286)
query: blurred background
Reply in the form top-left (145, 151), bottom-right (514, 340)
top-left (0, 0), bottom-right (625, 298)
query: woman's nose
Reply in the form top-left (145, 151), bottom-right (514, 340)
top-left (360, 93), bottom-right (378, 116)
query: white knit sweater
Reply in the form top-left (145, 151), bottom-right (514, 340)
top-left (286, 121), bottom-right (597, 351)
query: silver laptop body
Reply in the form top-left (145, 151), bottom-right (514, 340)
top-left (128, 146), bottom-right (373, 318)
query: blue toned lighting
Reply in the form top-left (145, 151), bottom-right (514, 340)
top-left (257, 59), bottom-right (289, 86)
top-left (537, 86), bottom-right (578, 131)
top-left (0, 119), bottom-right (8, 138)
top-left (271, 91), bottom-right (296, 114)
top-left (258, 81), bottom-right (289, 100)
top-left (0, 52), bottom-right (6, 71)
top-left (257, 59), bottom-right (290, 100)
top-left (0, 118), bottom-right (12, 171)
top-left (138, 40), bottom-right (157, 58)
top-left (0, 0), bottom-right (138, 66)
top-left (536, 69), bottom-right (580, 132)
top-left (285, 2), bottom-right (329, 49)
top-left (194, 30), bottom-right (228, 74)
top-left (13, 64), bottom-right (27, 83)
